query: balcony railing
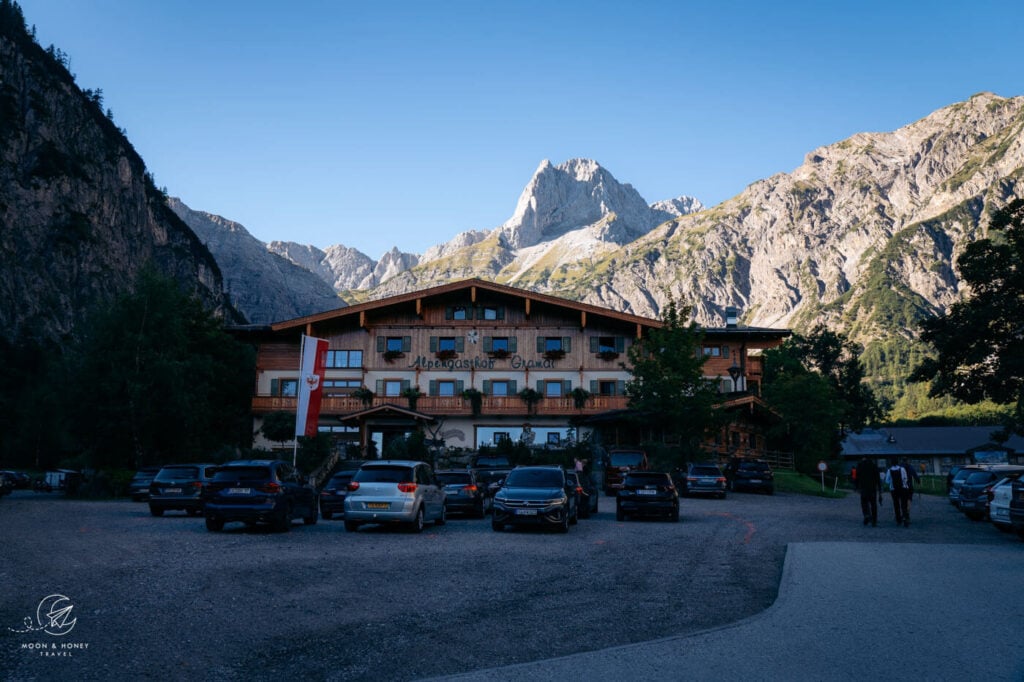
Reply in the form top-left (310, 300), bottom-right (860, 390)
top-left (251, 395), bottom-right (630, 416)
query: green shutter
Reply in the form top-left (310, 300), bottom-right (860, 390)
top-left (456, 380), bottom-right (464, 393)
top-left (445, 306), bottom-right (454, 320)
top-left (721, 345), bottom-right (729, 357)
top-left (590, 380), bottom-right (598, 393)
top-left (375, 379), bottom-right (384, 394)
top-left (455, 337), bottom-right (465, 352)
top-left (402, 336), bottom-right (411, 352)
top-left (509, 336), bottom-right (517, 353)
top-left (536, 380), bottom-right (544, 392)
top-left (483, 336), bottom-right (492, 352)
top-left (429, 380), bottom-right (438, 396)
top-left (483, 380), bottom-right (492, 395)
top-left (563, 380), bottom-right (572, 393)
top-left (562, 337), bottom-right (571, 352)
top-left (401, 380), bottom-right (410, 392)
top-left (537, 337), bottom-right (545, 353)
top-left (615, 336), bottom-right (625, 352)
top-left (430, 336), bottom-right (438, 352)
top-left (496, 307), bottom-right (505, 320)
top-left (510, 380), bottom-right (518, 393)
top-left (271, 379), bottom-right (279, 396)
top-left (376, 336), bottom-right (385, 352)
top-left (616, 380), bottom-right (626, 395)
top-left (590, 336), bottom-right (599, 353)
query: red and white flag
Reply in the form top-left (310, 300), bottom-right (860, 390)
top-left (295, 335), bottom-right (329, 437)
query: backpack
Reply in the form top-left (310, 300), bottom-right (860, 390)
top-left (888, 465), bottom-right (906, 491)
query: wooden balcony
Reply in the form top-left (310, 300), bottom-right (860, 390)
top-left (251, 395), bottom-right (629, 417)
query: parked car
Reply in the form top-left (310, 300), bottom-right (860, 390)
top-left (203, 460), bottom-right (318, 532)
top-left (616, 471), bottom-right (679, 522)
top-left (476, 467), bottom-right (512, 514)
top-left (436, 469), bottom-right (486, 518)
top-left (989, 474), bottom-right (1024, 532)
top-left (724, 459), bottom-right (775, 494)
top-left (319, 469), bottom-right (359, 520)
top-left (0, 471), bottom-right (14, 496)
top-left (681, 462), bottom-right (727, 499)
top-left (958, 466), bottom-right (1024, 521)
top-left (603, 449), bottom-right (649, 496)
top-left (343, 460), bottom-right (446, 532)
top-left (148, 463), bottom-right (219, 517)
top-left (471, 454), bottom-right (512, 470)
top-left (491, 465), bottom-right (577, 533)
top-left (1010, 479), bottom-right (1024, 539)
top-left (948, 465), bottom-right (985, 508)
top-left (1, 470), bottom-right (31, 489)
top-left (128, 467), bottom-right (161, 501)
top-left (565, 470), bottom-right (598, 518)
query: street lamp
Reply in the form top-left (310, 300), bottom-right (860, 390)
top-left (727, 352), bottom-right (742, 392)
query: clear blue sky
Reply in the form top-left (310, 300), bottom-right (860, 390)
top-left (21, 0), bottom-right (1024, 258)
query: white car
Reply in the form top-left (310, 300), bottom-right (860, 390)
top-left (343, 460), bottom-right (446, 533)
top-left (989, 474), bottom-right (1023, 532)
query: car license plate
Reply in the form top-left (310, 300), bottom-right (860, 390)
top-left (367, 502), bottom-right (389, 510)
top-left (750, 479), bottom-right (762, 483)
top-left (638, 489), bottom-right (656, 495)
top-left (516, 508), bottom-right (538, 515)
top-left (226, 488), bottom-right (250, 494)
top-left (165, 488), bottom-right (182, 494)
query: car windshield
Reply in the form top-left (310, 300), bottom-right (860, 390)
top-left (437, 473), bottom-right (472, 486)
top-left (739, 462), bottom-right (770, 472)
top-left (952, 469), bottom-right (977, 483)
top-left (212, 466), bottom-right (271, 483)
top-left (505, 468), bottom-right (564, 488)
top-left (327, 473), bottom-right (354, 487)
top-left (964, 472), bottom-right (996, 484)
top-left (354, 466), bottom-right (415, 484)
top-left (475, 457), bottom-right (510, 467)
top-left (690, 466), bottom-right (720, 476)
top-left (609, 452), bottom-right (644, 467)
top-left (625, 473), bottom-right (670, 486)
top-left (155, 467), bottom-right (199, 481)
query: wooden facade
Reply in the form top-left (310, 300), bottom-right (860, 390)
top-left (239, 279), bottom-right (791, 459)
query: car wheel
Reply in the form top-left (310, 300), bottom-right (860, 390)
top-left (322, 510), bottom-right (333, 521)
top-left (616, 506), bottom-right (625, 522)
top-left (475, 501), bottom-right (485, 519)
top-left (303, 500), bottom-right (318, 526)
top-left (671, 504), bottom-right (680, 522)
top-left (149, 506), bottom-right (163, 517)
top-left (435, 503), bottom-right (446, 526)
top-left (205, 517), bottom-right (224, 532)
top-left (491, 517), bottom-right (504, 532)
top-left (409, 506), bottom-right (425, 533)
top-left (344, 520), bottom-right (360, 532)
top-left (558, 510), bottom-right (569, 533)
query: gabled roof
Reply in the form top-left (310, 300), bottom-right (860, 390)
top-left (841, 426), bottom-right (1024, 458)
top-left (338, 404), bottom-right (436, 423)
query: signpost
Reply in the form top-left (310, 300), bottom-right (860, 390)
top-left (817, 460), bottom-right (828, 492)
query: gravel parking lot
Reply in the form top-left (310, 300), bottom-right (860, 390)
top-left (1, 488), bottom-right (1018, 681)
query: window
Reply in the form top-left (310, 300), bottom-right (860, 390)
top-left (590, 336), bottom-right (625, 354)
top-left (430, 336), bottom-right (465, 354)
top-left (452, 306), bottom-right (469, 320)
top-left (481, 305), bottom-right (502, 320)
top-left (546, 338), bottom-right (563, 353)
top-left (547, 432), bottom-right (561, 445)
top-left (325, 350), bottom-right (363, 368)
top-left (494, 432), bottom-right (510, 443)
top-left (322, 379), bottom-right (362, 395)
top-left (484, 336), bottom-right (517, 353)
top-left (702, 345), bottom-right (729, 357)
top-left (429, 379), bottom-right (465, 396)
top-left (377, 336), bottom-right (411, 354)
top-left (483, 379), bottom-right (516, 396)
top-left (384, 380), bottom-right (403, 397)
top-left (437, 380), bottom-right (457, 397)
top-left (438, 337), bottom-right (456, 352)
top-left (386, 338), bottom-right (404, 353)
top-left (538, 336), bottom-right (571, 353)
top-left (542, 380), bottom-right (566, 397)
top-left (272, 379), bottom-right (298, 397)
top-left (591, 380), bottom-right (625, 397)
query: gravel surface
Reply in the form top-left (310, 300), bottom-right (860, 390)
top-left (1, 488), bottom-right (1017, 681)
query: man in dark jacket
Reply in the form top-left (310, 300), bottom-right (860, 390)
top-left (855, 457), bottom-right (882, 526)
top-left (885, 461), bottom-right (911, 526)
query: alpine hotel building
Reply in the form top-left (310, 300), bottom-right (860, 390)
top-left (245, 279), bottom-right (791, 460)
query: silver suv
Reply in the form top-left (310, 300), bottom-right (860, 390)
top-left (343, 460), bottom-right (446, 533)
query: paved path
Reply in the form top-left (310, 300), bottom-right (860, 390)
top-left (437, 542), bottom-right (1024, 681)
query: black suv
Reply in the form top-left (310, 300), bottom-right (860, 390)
top-left (149, 463), bottom-right (219, 517)
top-left (319, 469), bottom-right (359, 520)
top-left (129, 467), bottom-right (161, 501)
top-left (617, 472), bottom-right (679, 522)
top-left (437, 469), bottom-right (486, 518)
top-left (203, 460), bottom-right (318, 532)
top-left (491, 466), bottom-right (577, 532)
top-left (725, 459), bottom-right (775, 494)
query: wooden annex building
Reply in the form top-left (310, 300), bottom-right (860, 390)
top-left (238, 279), bottom-right (791, 462)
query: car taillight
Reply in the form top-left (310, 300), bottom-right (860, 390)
top-left (575, 486), bottom-right (583, 494)
top-left (686, 477), bottom-right (698, 482)
top-left (347, 481), bottom-right (360, 491)
top-left (462, 485), bottom-right (478, 493)
top-left (191, 481), bottom-right (203, 489)
top-left (716, 477), bottom-right (726, 484)
top-left (261, 482), bottom-right (282, 494)
top-left (397, 482), bottom-right (417, 493)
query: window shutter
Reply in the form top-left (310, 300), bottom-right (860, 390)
top-left (590, 380), bottom-right (598, 393)
top-left (376, 336), bottom-right (385, 352)
top-left (402, 336), bottom-right (411, 352)
top-left (375, 379), bottom-right (384, 394)
top-left (537, 337), bottom-right (545, 353)
top-left (445, 306), bottom-right (454, 320)
top-left (430, 336), bottom-right (438, 352)
top-left (271, 379), bottom-right (279, 396)
top-left (509, 336), bottom-right (517, 353)
top-left (615, 336), bottom-right (625, 352)
top-left (483, 336), bottom-right (492, 352)
top-left (563, 380), bottom-right (572, 393)
top-left (562, 337), bottom-right (571, 352)
top-left (590, 336), bottom-right (599, 353)
top-left (429, 380), bottom-right (438, 396)
top-left (455, 336), bottom-right (465, 352)
top-left (401, 380), bottom-right (410, 392)
top-left (510, 380), bottom-right (518, 393)
top-left (483, 380), bottom-right (492, 395)
top-left (616, 380), bottom-right (626, 395)
top-left (721, 345), bottom-right (729, 357)
top-left (536, 380), bottom-right (544, 392)
top-left (455, 380), bottom-right (465, 393)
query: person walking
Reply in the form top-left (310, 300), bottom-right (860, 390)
top-left (854, 457), bottom-right (882, 526)
top-left (901, 457), bottom-right (920, 519)
top-left (885, 461), bottom-right (911, 527)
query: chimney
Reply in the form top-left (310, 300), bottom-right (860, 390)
top-left (725, 306), bottom-right (739, 328)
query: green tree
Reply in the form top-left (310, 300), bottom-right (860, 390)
top-left (260, 411), bottom-right (296, 446)
top-left (910, 200), bottom-right (1024, 433)
top-left (63, 269), bottom-right (255, 469)
top-left (624, 299), bottom-right (720, 455)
